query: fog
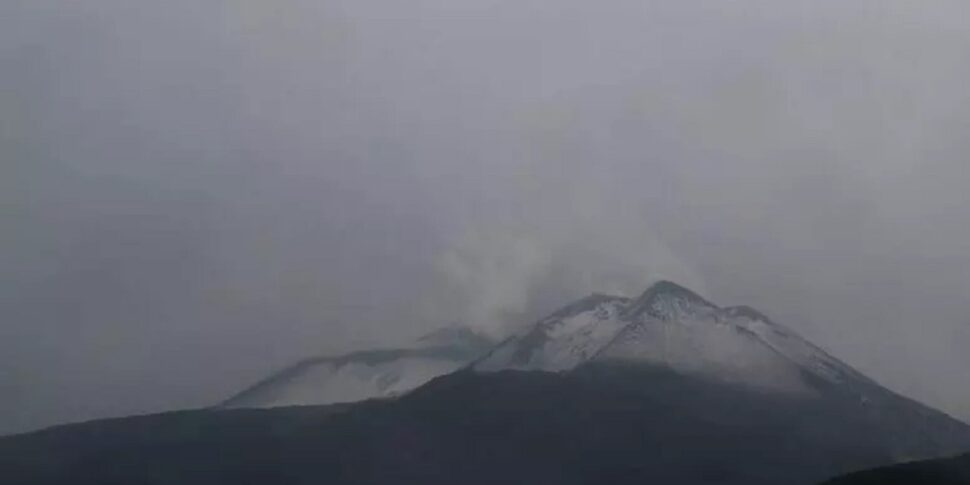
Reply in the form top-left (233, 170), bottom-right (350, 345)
top-left (2, 0), bottom-right (969, 435)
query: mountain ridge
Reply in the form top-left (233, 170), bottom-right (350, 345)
top-left (6, 280), bottom-right (965, 485)
top-left (3, 362), bottom-right (967, 485)
top-left (221, 326), bottom-right (495, 409)
top-left (473, 280), bottom-right (869, 395)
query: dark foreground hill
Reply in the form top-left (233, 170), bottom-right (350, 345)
top-left (2, 365), bottom-right (969, 485)
top-left (821, 453), bottom-right (970, 484)
top-left (3, 282), bottom-right (969, 485)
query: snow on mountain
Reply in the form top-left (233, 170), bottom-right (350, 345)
top-left (720, 305), bottom-right (876, 387)
top-left (224, 281), bottom-right (901, 408)
top-left (221, 326), bottom-right (494, 408)
top-left (474, 294), bottom-right (630, 372)
top-left (599, 308), bottom-right (814, 394)
top-left (621, 280), bottom-right (719, 321)
top-left (475, 281), bottom-right (871, 395)
top-left (9, 281), bottom-right (970, 485)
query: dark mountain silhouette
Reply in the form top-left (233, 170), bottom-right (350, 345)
top-left (2, 282), bottom-right (968, 485)
top-left (821, 453), bottom-right (970, 484)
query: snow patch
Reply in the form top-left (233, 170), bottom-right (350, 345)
top-left (474, 282), bottom-right (869, 396)
top-left (229, 357), bottom-right (465, 408)
top-left (474, 297), bottom-right (628, 372)
top-left (596, 315), bottom-right (815, 394)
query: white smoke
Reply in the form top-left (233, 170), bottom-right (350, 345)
top-left (423, 189), bottom-right (705, 338)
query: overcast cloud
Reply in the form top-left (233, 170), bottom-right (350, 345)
top-left (2, 0), bottom-right (969, 435)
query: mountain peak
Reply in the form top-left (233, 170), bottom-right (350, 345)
top-left (541, 293), bottom-right (629, 322)
top-left (623, 280), bottom-right (715, 320)
top-left (645, 280), bottom-right (703, 297)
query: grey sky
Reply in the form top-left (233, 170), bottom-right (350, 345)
top-left (2, 0), bottom-right (969, 435)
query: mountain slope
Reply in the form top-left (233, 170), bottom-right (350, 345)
top-left (476, 281), bottom-right (970, 461)
top-left (473, 294), bottom-right (630, 372)
top-left (821, 453), bottom-right (970, 484)
top-left (2, 366), bottom-right (968, 485)
top-left (2, 282), bottom-right (968, 485)
top-left (222, 327), bottom-right (494, 408)
top-left (477, 281), bottom-right (870, 392)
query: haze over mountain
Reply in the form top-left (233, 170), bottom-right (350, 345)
top-left (5, 0), bottom-right (970, 437)
top-left (3, 281), bottom-right (967, 485)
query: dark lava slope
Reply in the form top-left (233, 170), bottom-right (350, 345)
top-left (2, 363), bottom-right (969, 485)
top-left (821, 453), bottom-right (970, 484)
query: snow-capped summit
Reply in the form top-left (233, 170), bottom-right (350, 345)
top-left (475, 280), bottom-right (873, 395)
top-left (223, 280), bottom-right (919, 411)
top-left (474, 294), bottom-right (630, 372)
top-left (16, 281), bottom-right (970, 485)
top-left (622, 280), bottom-right (718, 321)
